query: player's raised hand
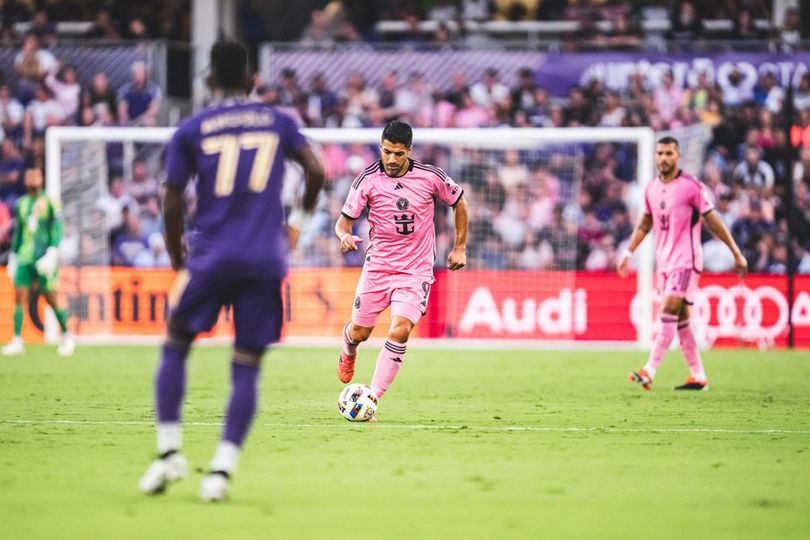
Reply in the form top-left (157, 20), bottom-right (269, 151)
top-left (734, 252), bottom-right (748, 279)
top-left (448, 247), bottom-right (466, 271)
top-left (339, 233), bottom-right (363, 253)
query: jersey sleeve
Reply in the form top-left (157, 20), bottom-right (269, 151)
top-left (282, 112), bottom-right (309, 156)
top-left (643, 184), bottom-right (652, 215)
top-left (433, 170), bottom-right (464, 206)
top-left (47, 198), bottom-right (63, 248)
top-left (164, 122), bottom-right (196, 189)
top-left (693, 181), bottom-right (715, 214)
top-left (341, 175), bottom-right (370, 219)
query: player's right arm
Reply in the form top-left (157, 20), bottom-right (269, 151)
top-left (6, 202), bottom-right (20, 279)
top-left (617, 212), bottom-right (653, 278)
top-left (335, 214), bottom-right (362, 253)
top-left (162, 123), bottom-right (195, 271)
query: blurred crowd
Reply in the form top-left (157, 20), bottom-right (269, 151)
top-left (264, 61), bottom-right (810, 275)
top-left (2, 0), bottom-right (810, 275)
top-left (0, 28), bottom-right (163, 266)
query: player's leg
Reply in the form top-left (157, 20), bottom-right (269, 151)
top-left (198, 278), bottom-right (279, 502)
top-left (41, 289), bottom-right (74, 357)
top-left (369, 276), bottom-right (429, 401)
top-left (630, 271), bottom-right (683, 390)
top-left (338, 271), bottom-right (390, 383)
top-left (674, 271), bottom-right (708, 391)
top-left (369, 315), bottom-right (415, 402)
top-left (2, 284), bottom-right (29, 355)
top-left (140, 271), bottom-right (225, 495)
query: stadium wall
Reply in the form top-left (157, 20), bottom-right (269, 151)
top-left (1, 268), bottom-right (808, 348)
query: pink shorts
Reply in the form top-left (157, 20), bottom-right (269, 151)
top-left (657, 268), bottom-right (700, 305)
top-left (351, 270), bottom-right (434, 328)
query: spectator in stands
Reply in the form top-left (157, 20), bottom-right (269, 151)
top-left (128, 159), bottom-right (159, 204)
top-left (668, 0), bottom-right (702, 42)
top-left (731, 8), bottom-right (766, 41)
top-left (277, 68), bottom-right (304, 107)
top-left (85, 8), bottom-right (121, 40)
top-left (652, 70), bottom-right (683, 128)
top-left (133, 232), bottom-right (171, 268)
top-left (793, 74), bottom-right (810, 112)
top-left (779, 7), bottom-right (803, 51)
top-left (0, 83), bottom-right (24, 141)
top-left (306, 72), bottom-right (337, 127)
top-left (96, 177), bottom-right (131, 234)
top-left (453, 91), bottom-right (489, 127)
top-left (112, 211), bottom-right (146, 266)
top-left (126, 17), bottom-right (151, 41)
top-left (396, 72), bottom-right (432, 126)
top-left (23, 83), bottom-right (64, 144)
top-left (45, 64), bottom-right (80, 122)
top-left (118, 61), bottom-right (161, 126)
top-left (470, 68), bottom-right (509, 109)
top-left (683, 71), bottom-right (713, 115)
top-left (0, 139), bottom-right (24, 207)
top-left (719, 66), bottom-right (755, 108)
top-left (461, 0), bottom-right (493, 21)
top-left (754, 71), bottom-right (785, 114)
top-left (428, 0), bottom-right (458, 21)
top-left (83, 72), bottom-right (118, 122)
top-left (598, 91), bottom-right (626, 127)
top-left (565, 86), bottom-right (592, 126)
top-left (300, 9), bottom-right (333, 48)
top-left (511, 68), bottom-right (536, 114)
top-left (733, 145), bottom-right (775, 189)
top-left (14, 34), bottom-right (58, 104)
top-left (29, 9), bottom-right (57, 46)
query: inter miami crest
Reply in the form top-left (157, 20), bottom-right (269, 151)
top-left (660, 201), bottom-right (666, 210)
top-left (396, 197), bottom-right (410, 211)
top-left (354, 296), bottom-right (361, 309)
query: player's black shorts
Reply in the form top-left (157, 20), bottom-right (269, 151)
top-left (169, 269), bottom-right (283, 351)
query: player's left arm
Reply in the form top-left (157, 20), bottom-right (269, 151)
top-left (703, 209), bottom-right (747, 278)
top-left (163, 185), bottom-right (186, 271)
top-left (35, 198), bottom-right (62, 276)
top-left (448, 195), bottom-right (468, 271)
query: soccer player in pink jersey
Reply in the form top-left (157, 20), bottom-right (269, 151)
top-left (334, 121), bottom-right (468, 413)
top-left (618, 137), bottom-right (747, 391)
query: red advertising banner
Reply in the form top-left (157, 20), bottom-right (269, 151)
top-left (434, 270), bottom-right (810, 348)
top-left (2, 267), bottom-right (808, 347)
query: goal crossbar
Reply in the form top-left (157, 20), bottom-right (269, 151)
top-left (45, 126), bottom-right (655, 347)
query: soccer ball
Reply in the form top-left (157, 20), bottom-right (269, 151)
top-left (338, 384), bottom-right (378, 422)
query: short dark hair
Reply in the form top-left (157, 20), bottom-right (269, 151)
top-left (207, 40), bottom-right (250, 91)
top-left (382, 120), bottom-right (413, 148)
top-left (657, 136), bottom-right (679, 148)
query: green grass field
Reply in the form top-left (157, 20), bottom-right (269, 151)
top-left (1, 345), bottom-right (809, 539)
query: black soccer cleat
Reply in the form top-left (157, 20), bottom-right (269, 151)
top-left (674, 378), bottom-right (709, 391)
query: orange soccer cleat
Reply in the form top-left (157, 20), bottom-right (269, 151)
top-left (337, 351), bottom-right (356, 383)
top-left (674, 377), bottom-right (709, 391)
top-left (629, 369), bottom-right (653, 391)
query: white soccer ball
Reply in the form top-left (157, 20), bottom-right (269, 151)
top-left (338, 384), bottom-right (378, 422)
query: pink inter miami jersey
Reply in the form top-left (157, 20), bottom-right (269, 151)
top-left (341, 159), bottom-right (463, 277)
top-left (644, 170), bottom-right (714, 272)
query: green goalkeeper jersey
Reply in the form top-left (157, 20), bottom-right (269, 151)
top-left (11, 192), bottom-right (63, 265)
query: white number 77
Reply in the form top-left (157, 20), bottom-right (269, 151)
top-left (201, 132), bottom-right (280, 197)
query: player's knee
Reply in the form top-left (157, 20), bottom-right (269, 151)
top-left (165, 318), bottom-right (196, 352)
top-left (233, 346), bottom-right (264, 367)
top-left (388, 321), bottom-right (413, 343)
top-left (350, 323), bottom-right (372, 343)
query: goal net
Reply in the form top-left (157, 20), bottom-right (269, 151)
top-left (45, 126), bottom-right (655, 347)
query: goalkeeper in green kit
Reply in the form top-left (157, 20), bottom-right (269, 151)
top-left (3, 167), bottom-right (74, 357)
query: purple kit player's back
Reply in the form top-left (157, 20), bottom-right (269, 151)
top-left (165, 99), bottom-right (307, 279)
top-left (140, 41), bottom-right (324, 502)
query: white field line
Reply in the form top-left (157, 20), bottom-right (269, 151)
top-left (2, 419), bottom-right (809, 435)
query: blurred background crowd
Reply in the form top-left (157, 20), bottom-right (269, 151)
top-left (0, 0), bottom-right (808, 276)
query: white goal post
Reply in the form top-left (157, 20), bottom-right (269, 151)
top-left (45, 126), bottom-right (655, 347)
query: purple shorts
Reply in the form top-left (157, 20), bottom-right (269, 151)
top-left (352, 270), bottom-right (433, 328)
top-left (169, 269), bottom-right (284, 351)
top-left (657, 268), bottom-right (700, 305)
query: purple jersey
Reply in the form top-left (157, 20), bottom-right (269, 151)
top-left (164, 99), bottom-right (307, 279)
